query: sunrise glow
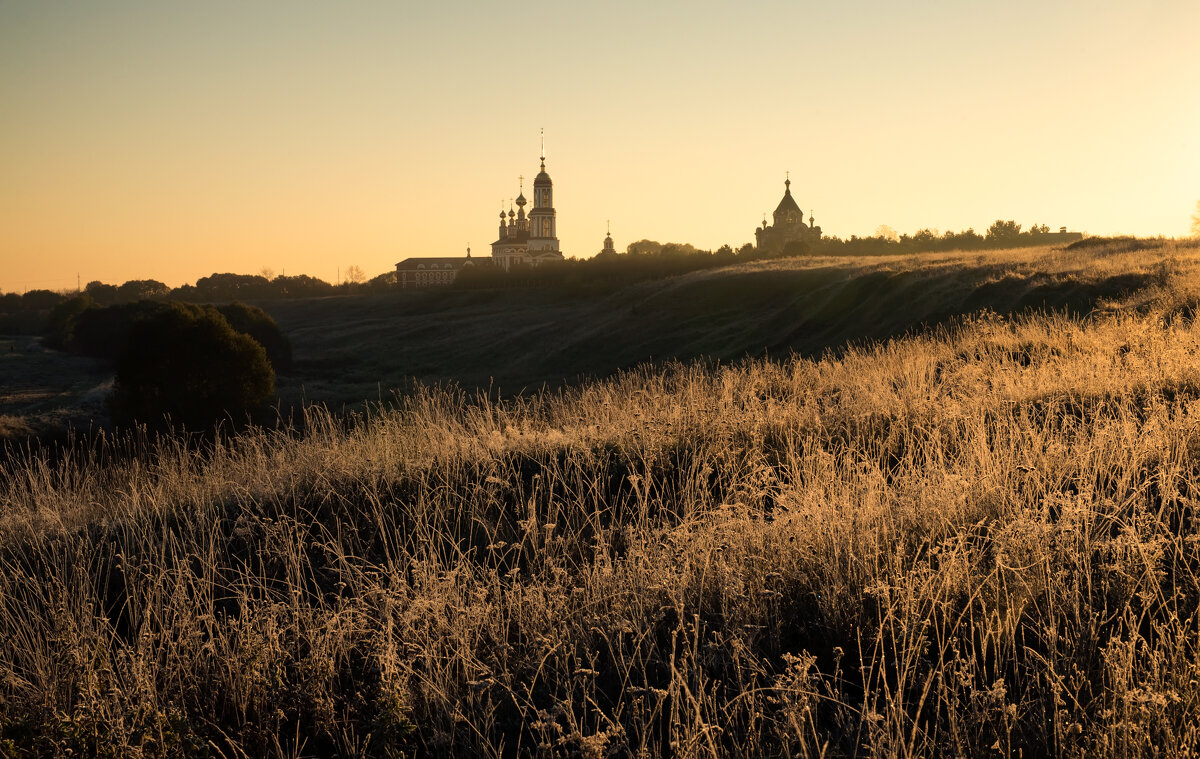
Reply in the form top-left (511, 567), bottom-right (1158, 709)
top-left (2, 1), bottom-right (1198, 292)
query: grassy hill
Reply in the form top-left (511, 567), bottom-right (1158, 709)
top-left (6, 239), bottom-right (1200, 755)
top-left (0, 242), bottom-right (1178, 434)
top-left (263, 243), bottom-right (1171, 407)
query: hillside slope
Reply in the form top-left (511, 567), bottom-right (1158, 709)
top-left (10, 239), bottom-right (1200, 755)
top-left (263, 243), bottom-right (1174, 405)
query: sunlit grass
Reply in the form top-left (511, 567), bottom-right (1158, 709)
top-left (5, 240), bottom-right (1200, 756)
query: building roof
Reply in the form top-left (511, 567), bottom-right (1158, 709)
top-left (774, 183), bottom-right (802, 218)
top-left (494, 230), bottom-right (530, 246)
top-left (394, 256), bottom-right (473, 270)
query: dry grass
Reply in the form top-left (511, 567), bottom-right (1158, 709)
top-left (5, 241), bottom-right (1200, 756)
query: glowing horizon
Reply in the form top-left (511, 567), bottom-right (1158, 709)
top-left (2, 1), bottom-right (1199, 293)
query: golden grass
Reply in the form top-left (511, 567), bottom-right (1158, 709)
top-left (5, 241), bottom-right (1200, 756)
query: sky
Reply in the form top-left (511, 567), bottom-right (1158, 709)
top-left (2, 0), bottom-right (1199, 293)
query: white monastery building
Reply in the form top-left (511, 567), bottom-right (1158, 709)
top-left (395, 137), bottom-right (565, 288)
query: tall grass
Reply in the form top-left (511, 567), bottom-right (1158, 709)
top-left (5, 242), bottom-right (1200, 756)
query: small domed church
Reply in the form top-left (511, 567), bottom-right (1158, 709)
top-left (491, 140), bottom-right (565, 271)
top-left (755, 174), bottom-right (821, 254)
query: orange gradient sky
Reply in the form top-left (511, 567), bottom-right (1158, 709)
top-left (2, 1), bottom-right (1199, 293)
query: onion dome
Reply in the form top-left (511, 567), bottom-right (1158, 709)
top-left (534, 143), bottom-right (551, 186)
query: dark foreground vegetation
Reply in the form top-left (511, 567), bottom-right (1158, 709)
top-left (106, 303), bottom-right (276, 430)
top-left (46, 300), bottom-right (287, 431)
top-left (4, 240), bottom-right (1200, 756)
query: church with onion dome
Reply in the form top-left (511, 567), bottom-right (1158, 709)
top-left (755, 173), bottom-right (822, 255)
top-left (490, 137), bottom-right (565, 271)
top-left (394, 136), bottom-right (565, 287)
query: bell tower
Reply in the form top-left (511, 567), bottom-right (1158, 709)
top-left (527, 130), bottom-right (559, 254)
top-left (601, 220), bottom-right (616, 255)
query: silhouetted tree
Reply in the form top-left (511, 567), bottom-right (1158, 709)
top-left (782, 240), bottom-right (811, 258)
top-left (0, 293), bottom-right (22, 314)
top-left (626, 240), bottom-right (663, 256)
top-left (986, 219), bottom-right (1022, 242)
top-left (44, 294), bottom-right (96, 349)
top-left (875, 225), bottom-right (899, 242)
top-left (108, 303), bottom-right (274, 430)
top-left (272, 274), bottom-right (335, 298)
top-left (1191, 201), bottom-right (1200, 237)
top-left (192, 273), bottom-right (273, 301)
top-left (20, 289), bottom-right (64, 311)
top-left (364, 271), bottom-right (397, 292)
top-left (116, 279), bottom-right (169, 302)
top-left (85, 281), bottom-right (120, 305)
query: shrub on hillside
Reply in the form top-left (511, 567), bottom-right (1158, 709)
top-left (216, 302), bottom-right (293, 371)
top-left (71, 301), bottom-right (172, 358)
top-left (108, 303), bottom-right (275, 430)
top-left (71, 301), bottom-right (291, 373)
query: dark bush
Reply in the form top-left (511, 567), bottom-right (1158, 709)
top-left (108, 303), bottom-right (275, 430)
top-left (782, 239), bottom-right (811, 257)
top-left (192, 273), bottom-right (273, 301)
top-left (72, 301), bottom-right (171, 359)
top-left (216, 302), bottom-right (293, 371)
top-left (20, 289), bottom-right (64, 311)
top-left (84, 281), bottom-right (119, 305)
top-left (44, 294), bottom-right (96, 349)
top-left (115, 279), bottom-right (170, 302)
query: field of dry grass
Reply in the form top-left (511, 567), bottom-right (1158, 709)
top-left (5, 239), bottom-right (1200, 756)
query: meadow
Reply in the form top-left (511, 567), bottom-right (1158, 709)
top-left (4, 239), bottom-right (1200, 756)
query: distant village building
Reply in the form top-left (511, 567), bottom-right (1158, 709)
top-left (394, 247), bottom-right (476, 289)
top-left (491, 142), bottom-right (565, 271)
top-left (755, 174), bottom-right (822, 255)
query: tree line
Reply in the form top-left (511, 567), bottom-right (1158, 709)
top-left (0, 270), bottom-right (398, 334)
